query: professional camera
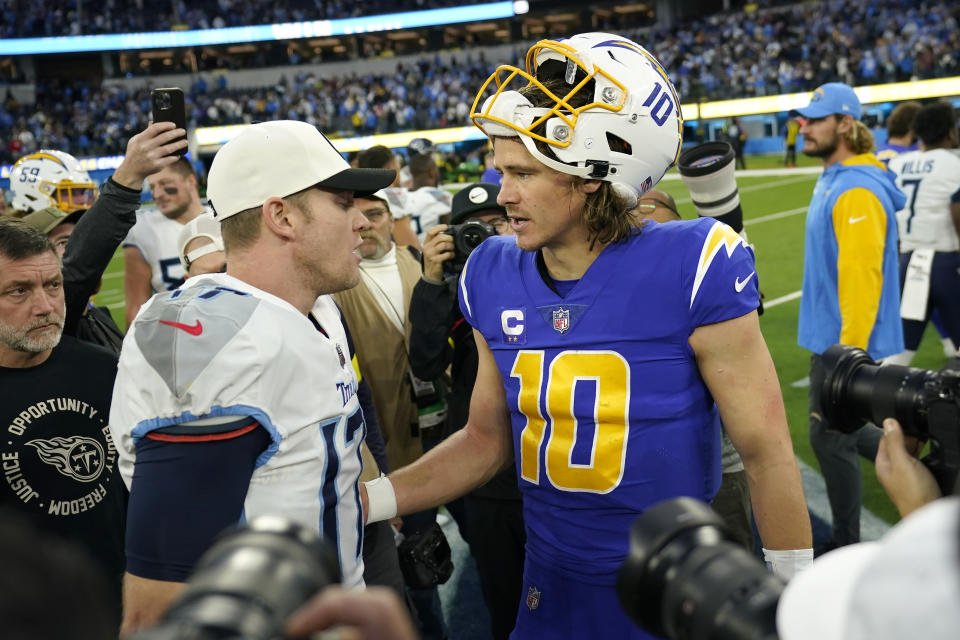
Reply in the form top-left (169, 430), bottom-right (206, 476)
top-left (677, 142), bottom-right (745, 235)
top-left (443, 219), bottom-right (495, 274)
top-left (617, 497), bottom-right (783, 640)
top-left (820, 344), bottom-right (960, 495)
top-left (134, 516), bottom-right (340, 640)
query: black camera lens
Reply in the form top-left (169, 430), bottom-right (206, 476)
top-left (443, 219), bottom-right (496, 275)
top-left (134, 516), bottom-right (339, 640)
top-left (156, 92), bottom-right (172, 111)
top-left (820, 344), bottom-right (940, 437)
top-left (617, 497), bottom-right (783, 640)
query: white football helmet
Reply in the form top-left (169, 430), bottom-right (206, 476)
top-left (9, 150), bottom-right (97, 214)
top-left (471, 33), bottom-right (683, 206)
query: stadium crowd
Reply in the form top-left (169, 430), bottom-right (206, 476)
top-left (1, 0), bottom-right (959, 161)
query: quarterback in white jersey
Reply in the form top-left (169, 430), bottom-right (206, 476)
top-left (111, 120), bottom-right (395, 633)
top-left (886, 101), bottom-right (960, 362)
top-left (110, 275), bottom-right (367, 587)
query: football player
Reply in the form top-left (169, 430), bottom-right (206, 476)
top-left (122, 157), bottom-right (208, 328)
top-left (886, 101), bottom-right (960, 364)
top-left (364, 33), bottom-right (812, 638)
top-left (110, 120), bottom-right (395, 632)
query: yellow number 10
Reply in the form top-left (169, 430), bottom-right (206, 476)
top-left (510, 350), bottom-right (630, 493)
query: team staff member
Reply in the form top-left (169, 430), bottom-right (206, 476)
top-left (364, 33), bottom-right (811, 640)
top-left (110, 120), bottom-right (395, 632)
top-left (0, 218), bottom-right (128, 621)
top-left (796, 83), bottom-right (906, 549)
top-left (886, 101), bottom-right (960, 365)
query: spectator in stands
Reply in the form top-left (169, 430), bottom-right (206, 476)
top-left (122, 157), bottom-right (207, 327)
top-left (796, 82), bottom-right (906, 551)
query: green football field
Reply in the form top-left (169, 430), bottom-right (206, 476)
top-left (95, 154), bottom-right (951, 526)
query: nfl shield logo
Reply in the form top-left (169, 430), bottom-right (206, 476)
top-left (336, 344), bottom-right (346, 368)
top-left (526, 586), bottom-right (541, 611)
top-left (552, 307), bottom-right (570, 334)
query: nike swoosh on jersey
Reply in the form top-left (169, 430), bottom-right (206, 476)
top-left (158, 319), bottom-right (204, 335)
top-left (848, 216), bottom-right (867, 224)
top-left (734, 272), bottom-right (756, 293)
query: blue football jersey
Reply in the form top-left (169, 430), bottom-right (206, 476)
top-left (459, 218), bottom-right (759, 581)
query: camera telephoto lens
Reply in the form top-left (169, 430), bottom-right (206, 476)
top-left (820, 344), bottom-right (941, 437)
top-left (134, 516), bottom-right (340, 640)
top-left (617, 497), bottom-right (783, 640)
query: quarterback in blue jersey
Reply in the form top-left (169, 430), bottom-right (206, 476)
top-left (363, 33), bottom-right (812, 639)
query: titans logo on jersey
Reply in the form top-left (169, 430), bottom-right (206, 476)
top-left (459, 218), bottom-right (758, 579)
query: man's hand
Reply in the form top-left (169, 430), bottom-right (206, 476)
top-left (875, 418), bottom-right (941, 518)
top-left (112, 122), bottom-right (189, 190)
top-left (421, 224), bottom-right (454, 282)
top-left (285, 586), bottom-right (418, 640)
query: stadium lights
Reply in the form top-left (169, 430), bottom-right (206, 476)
top-left (0, 1), bottom-right (518, 55)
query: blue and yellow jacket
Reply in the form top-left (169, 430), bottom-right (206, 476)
top-left (798, 153), bottom-right (906, 359)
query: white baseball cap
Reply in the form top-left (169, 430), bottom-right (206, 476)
top-left (776, 496), bottom-right (960, 640)
top-left (178, 212), bottom-right (224, 269)
top-left (206, 120), bottom-right (395, 221)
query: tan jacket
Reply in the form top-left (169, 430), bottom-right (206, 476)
top-left (335, 247), bottom-right (423, 469)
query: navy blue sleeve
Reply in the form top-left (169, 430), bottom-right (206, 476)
top-left (124, 424), bottom-right (272, 582)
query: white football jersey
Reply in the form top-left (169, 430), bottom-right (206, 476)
top-left (888, 149), bottom-right (960, 252)
top-left (391, 186), bottom-right (452, 242)
top-left (123, 206), bottom-right (214, 293)
top-left (110, 274), bottom-right (366, 587)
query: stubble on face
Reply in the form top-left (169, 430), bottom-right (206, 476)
top-left (0, 304), bottom-right (65, 354)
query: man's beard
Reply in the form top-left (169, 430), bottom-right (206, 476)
top-left (803, 136), bottom-right (839, 159)
top-left (0, 312), bottom-right (65, 354)
top-left (359, 230), bottom-right (391, 260)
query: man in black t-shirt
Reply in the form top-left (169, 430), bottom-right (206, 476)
top-left (0, 217), bottom-right (127, 622)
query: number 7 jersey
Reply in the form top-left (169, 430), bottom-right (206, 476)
top-left (459, 218), bottom-right (759, 581)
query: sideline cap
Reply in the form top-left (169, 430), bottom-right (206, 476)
top-left (178, 212), bottom-right (224, 269)
top-left (450, 183), bottom-right (505, 224)
top-left (18, 206), bottom-right (82, 233)
top-left (795, 82), bottom-right (862, 120)
top-left (206, 120), bottom-right (395, 221)
top-left (776, 497), bottom-right (960, 640)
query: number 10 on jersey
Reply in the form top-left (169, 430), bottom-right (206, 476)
top-left (510, 350), bottom-right (630, 493)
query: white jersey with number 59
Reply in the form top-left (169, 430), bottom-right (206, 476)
top-left (888, 149), bottom-right (960, 252)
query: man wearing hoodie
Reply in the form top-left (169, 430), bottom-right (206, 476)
top-left (796, 83), bottom-right (906, 550)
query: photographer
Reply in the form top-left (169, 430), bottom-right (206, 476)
top-left (775, 419), bottom-right (957, 640)
top-left (408, 182), bottom-right (525, 640)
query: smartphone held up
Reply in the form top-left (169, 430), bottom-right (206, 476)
top-left (151, 87), bottom-right (188, 157)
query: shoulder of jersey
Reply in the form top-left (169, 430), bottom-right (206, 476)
top-left (136, 281), bottom-right (264, 343)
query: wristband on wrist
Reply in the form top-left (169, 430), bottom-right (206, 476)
top-left (364, 475), bottom-right (398, 523)
top-left (763, 547), bottom-right (813, 580)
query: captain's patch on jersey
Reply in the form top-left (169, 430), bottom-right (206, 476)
top-left (690, 221), bottom-right (746, 308)
top-left (500, 308), bottom-right (527, 344)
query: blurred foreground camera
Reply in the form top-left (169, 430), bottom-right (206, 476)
top-left (617, 497), bottom-right (783, 640)
top-left (134, 516), bottom-right (339, 640)
top-left (443, 219), bottom-right (495, 274)
top-left (820, 344), bottom-right (960, 495)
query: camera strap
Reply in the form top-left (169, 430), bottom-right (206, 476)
top-left (900, 248), bottom-right (934, 321)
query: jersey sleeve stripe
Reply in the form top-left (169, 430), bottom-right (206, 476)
top-left (146, 421), bottom-right (261, 443)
